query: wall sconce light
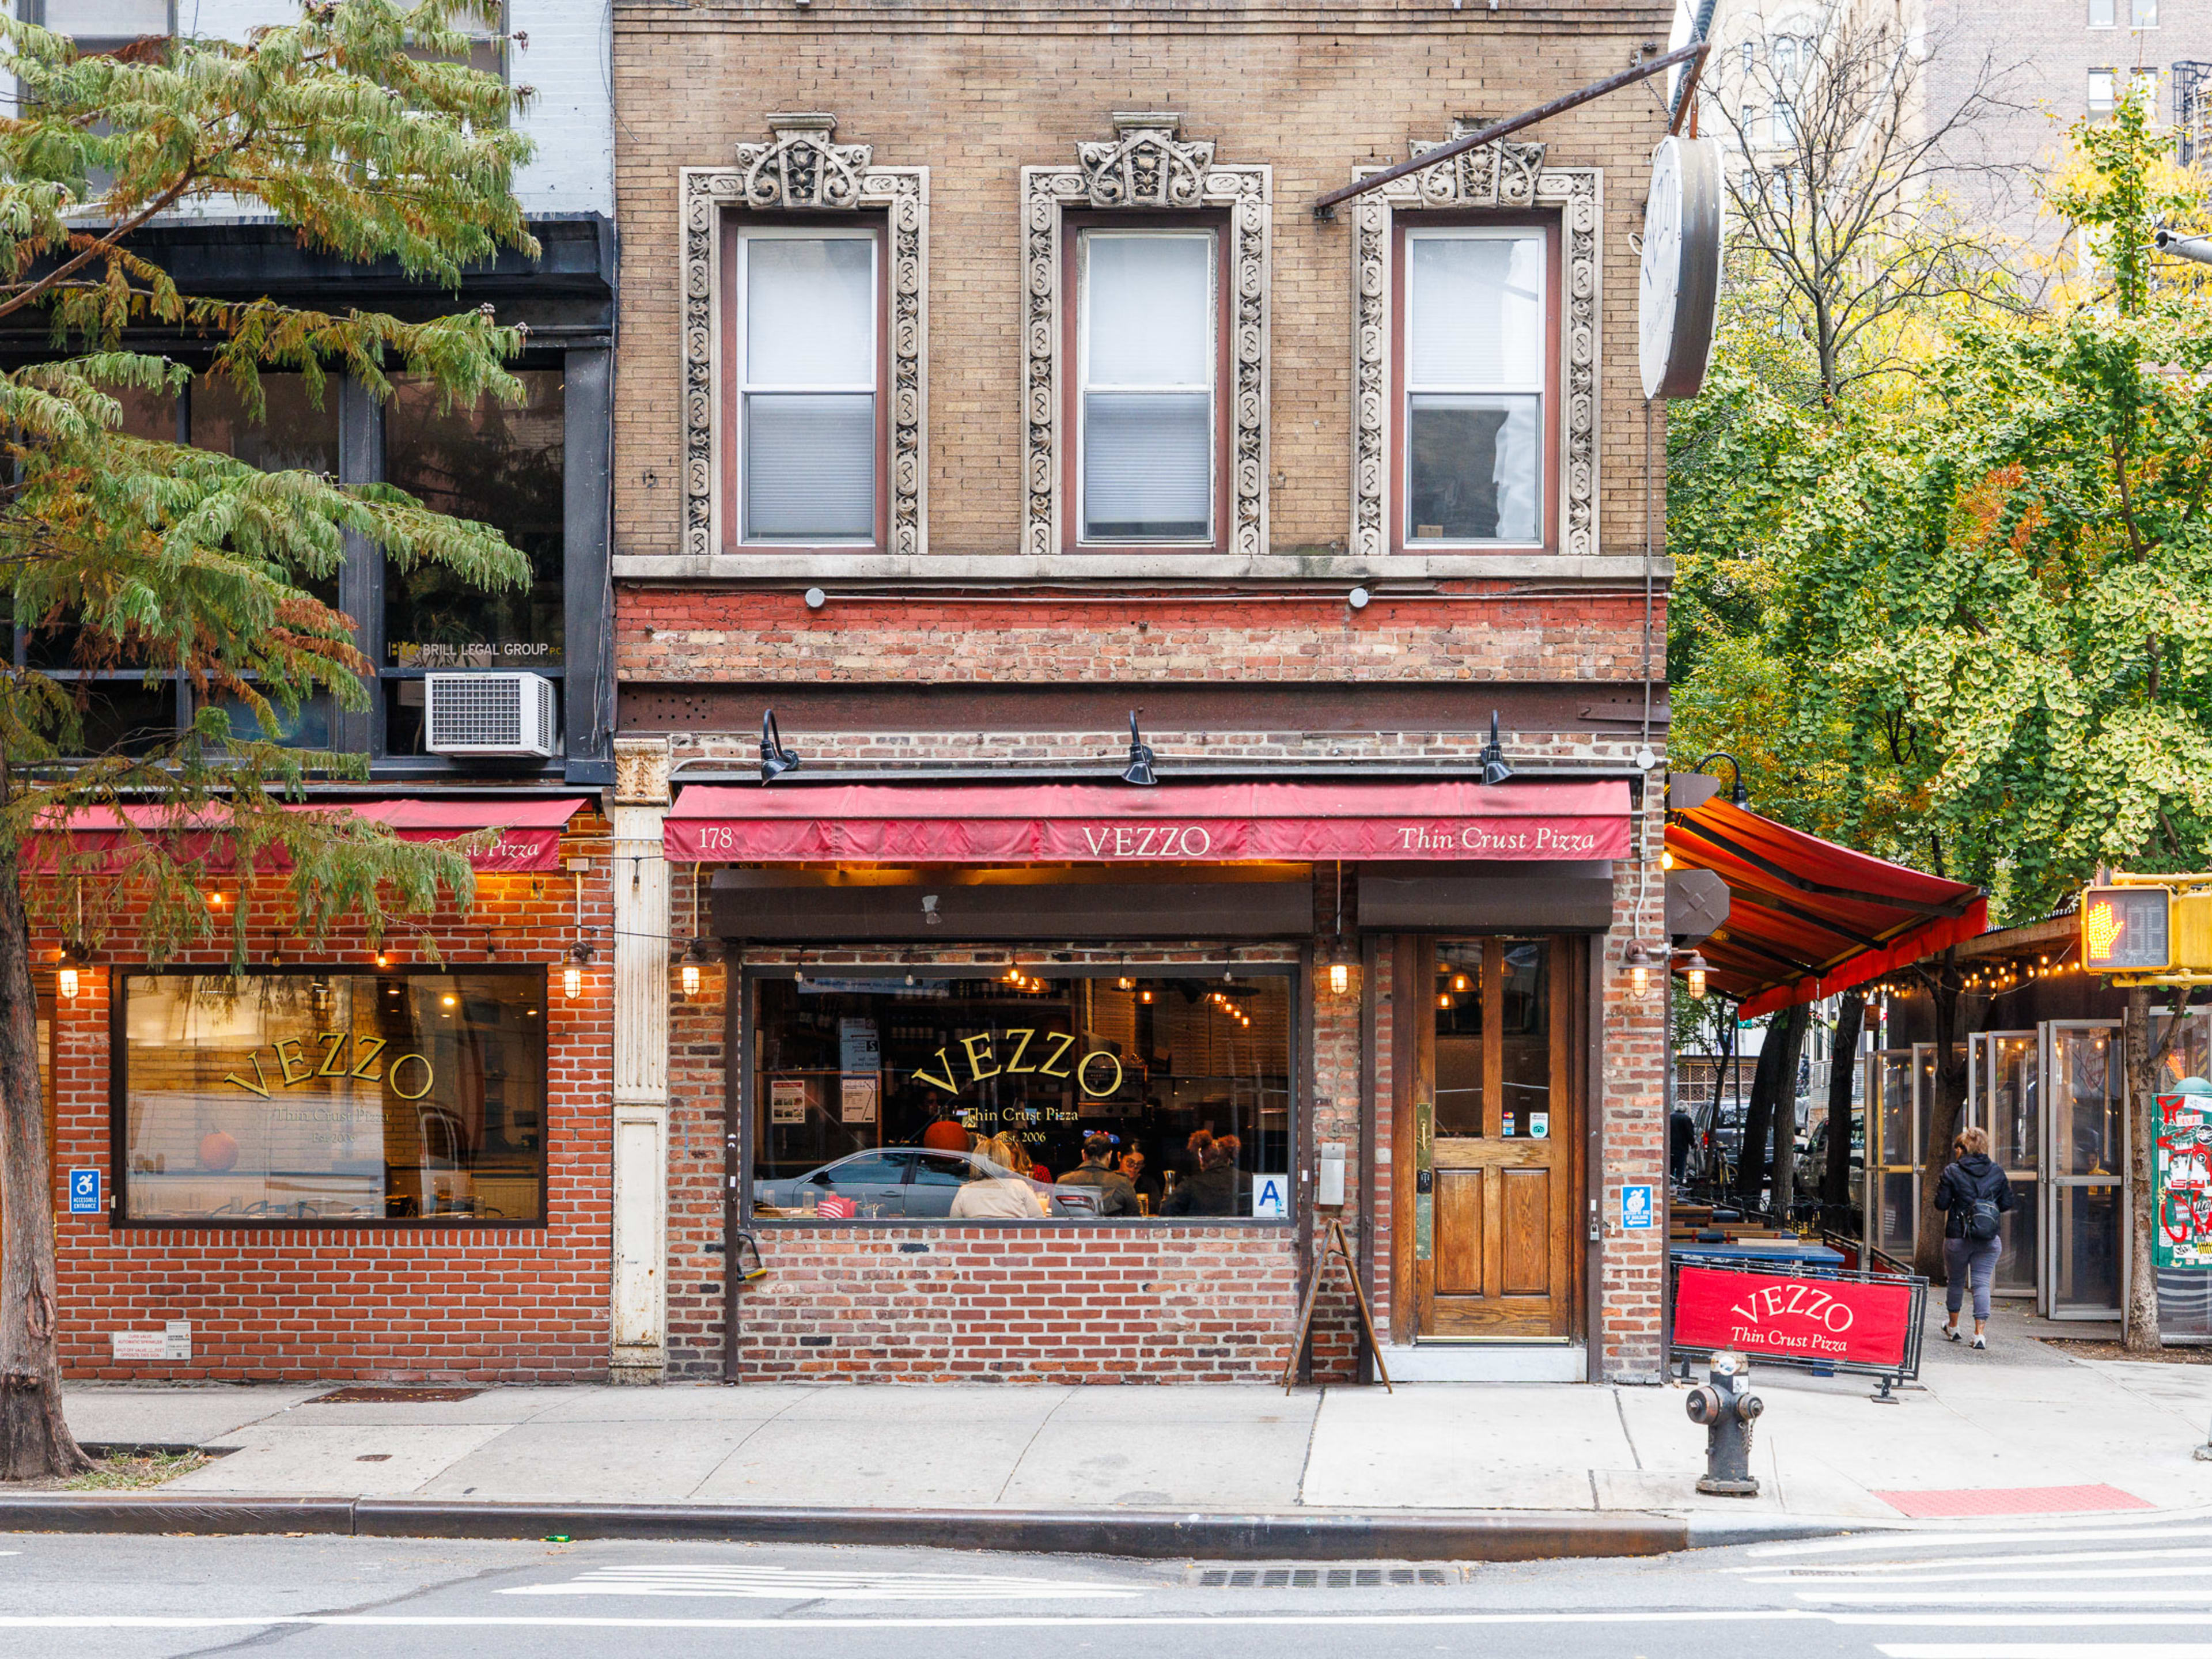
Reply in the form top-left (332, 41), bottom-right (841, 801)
top-left (1328, 960), bottom-right (1350, 996)
top-left (1682, 950), bottom-right (1709, 1000)
top-left (1121, 710), bottom-right (1157, 787)
top-left (1139, 988), bottom-right (1154, 1004)
top-left (1626, 944), bottom-right (1656, 998)
top-left (681, 961), bottom-right (702, 998)
top-left (1480, 710), bottom-right (1514, 787)
top-left (58, 965), bottom-right (78, 1001)
top-left (760, 708), bottom-right (802, 782)
top-left (565, 941), bottom-right (595, 1001)
top-left (57, 940), bottom-right (88, 1001)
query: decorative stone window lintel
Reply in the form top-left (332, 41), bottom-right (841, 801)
top-left (1022, 112), bottom-right (1271, 560)
top-left (681, 115), bottom-right (929, 560)
top-left (1350, 125), bottom-right (1601, 563)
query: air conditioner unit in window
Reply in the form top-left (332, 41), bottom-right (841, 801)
top-left (424, 672), bottom-right (558, 759)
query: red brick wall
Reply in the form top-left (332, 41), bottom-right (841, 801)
top-left (619, 587), bottom-right (1663, 686)
top-left (40, 824), bottom-right (616, 1384)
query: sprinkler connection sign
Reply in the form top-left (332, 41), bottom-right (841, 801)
top-left (1673, 1264), bottom-right (1915, 1370)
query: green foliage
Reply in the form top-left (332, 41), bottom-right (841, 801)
top-left (0, 2), bottom-right (539, 960)
top-left (1671, 86), bottom-right (2212, 921)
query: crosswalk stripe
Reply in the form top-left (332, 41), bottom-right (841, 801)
top-left (1878, 1647), bottom-right (2212, 1657)
top-left (1734, 1548), bottom-right (2212, 1576)
top-left (1804, 1590), bottom-right (2212, 1607)
top-left (1753, 1522), bottom-right (2212, 1559)
top-left (1751, 1566), bottom-right (2212, 1586)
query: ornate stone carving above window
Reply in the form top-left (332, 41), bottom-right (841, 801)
top-left (681, 116), bottom-right (929, 559)
top-left (1022, 113), bottom-right (1271, 560)
top-left (1349, 124), bottom-right (1600, 563)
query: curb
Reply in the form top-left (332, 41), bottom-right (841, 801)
top-left (0, 1494), bottom-right (1702, 1560)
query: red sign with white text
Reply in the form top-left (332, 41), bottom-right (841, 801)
top-left (1673, 1265), bottom-right (1914, 1369)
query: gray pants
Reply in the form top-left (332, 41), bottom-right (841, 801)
top-left (1945, 1234), bottom-right (2004, 1322)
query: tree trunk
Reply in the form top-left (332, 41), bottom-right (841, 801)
top-left (1733, 1016), bottom-right (1786, 1207)
top-left (0, 841), bottom-right (90, 1479)
top-left (1911, 964), bottom-right (1969, 1283)
top-left (1823, 991), bottom-right (1866, 1210)
top-left (2123, 987), bottom-right (2163, 1353)
top-left (1770, 1005), bottom-right (1810, 1226)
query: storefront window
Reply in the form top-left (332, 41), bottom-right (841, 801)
top-left (749, 968), bottom-right (1293, 1222)
top-left (118, 970), bottom-right (547, 1225)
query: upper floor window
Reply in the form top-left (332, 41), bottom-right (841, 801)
top-left (2090, 67), bottom-right (2118, 116)
top-left (1402, 226), bottom-right (1551, 549)
top-left (30, 0), bottom-right (169, 51)
top-left (729, 224), bottom-right (880, 547)
top-left (2133, 0), bottom-right (2158, 25)
top-left (2090, 0), bottom-right (2116, 24)
top-left (1075, 228), bottom-right (1218, 546)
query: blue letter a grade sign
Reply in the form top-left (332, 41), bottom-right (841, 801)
top-left (67, 1168), bottom-right (100, 1215)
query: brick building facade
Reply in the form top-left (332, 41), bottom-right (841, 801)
top-left (606, 0), bottom-right (1677, 1387)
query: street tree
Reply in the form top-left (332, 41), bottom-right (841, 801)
top-left (0, 2), bottom-right (537, 1477)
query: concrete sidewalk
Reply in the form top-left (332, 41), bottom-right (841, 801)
top-left (56, 1305), bottom-right (2212, 1525)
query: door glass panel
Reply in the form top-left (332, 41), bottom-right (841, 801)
top-left (1434, 942), bottom-right (1483, 1137)
top-left (1879, 1171), bottom-right (1915, 1257)
top-left (2052, 1181), bottom-right (2124, 1315)
top-left (2054, 1028), bottom-right (2122, 1175)
top-left (1499, 939), bottom-right (1551, 1139)
top-left (1878, 1052), bottom-right (1912, 1164)
top-left (1988, 1033), bottom-right (2039, 1168)
top-left (1997, 1176), bottom-right (2039, 1293)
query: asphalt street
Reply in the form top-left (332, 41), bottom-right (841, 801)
top-left (3, 1514), bottom-right (2211, 1659)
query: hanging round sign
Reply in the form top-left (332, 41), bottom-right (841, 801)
top-left (1638, 134), bottom-right (1724, 400)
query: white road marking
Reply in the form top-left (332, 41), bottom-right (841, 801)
top-left (1734, 1548), bottom-right (2212, 1576)
top-left (1878, 1648), bottom-right (2212, 1657)
top-left (1801, 1590), bottom-right (2212, 1607)
top-left (1749, 1566), bottom-right (2212, 1586)
top-left (1753, 1524), bottom-right (2212, 1559)
top-left (502, 1564), bottom-right (1142, 1600)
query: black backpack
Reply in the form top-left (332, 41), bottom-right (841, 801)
top-left (1967, 1195), bottom-right (2003, 1241)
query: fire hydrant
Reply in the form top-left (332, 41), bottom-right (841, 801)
top-left (1684, 1351), bottom-right (1764, 1497)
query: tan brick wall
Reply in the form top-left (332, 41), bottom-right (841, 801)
top-left (611, 1), bottom-right (1676, 562)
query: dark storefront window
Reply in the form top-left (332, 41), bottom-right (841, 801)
top-left (749, 968), bottom-right (1294, 1222)
top-left (118, 969), bottom-right (547, 1226)
top-left (382, 369), bottom-right (565, 673)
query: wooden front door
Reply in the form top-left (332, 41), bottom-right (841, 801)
top-left (1413, 937), bottom-right (1577, 1339)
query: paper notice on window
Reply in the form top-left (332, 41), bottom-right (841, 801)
top-left (839, 1019), bottom-right (880, 1075)
top-left (770, 1080), bottom-right (807, 1125)
top-left (840, 1074), bottom-right (880, 1125)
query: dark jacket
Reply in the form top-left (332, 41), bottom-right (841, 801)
top-left (1056, 1162), bottom-right (1139, 1217)
top-left (1161, 1162), bottom-right (1245, 1217)
top-left (1933, 1153), bottom-right (2016, 1241)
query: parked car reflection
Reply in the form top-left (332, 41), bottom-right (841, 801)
top-left (755, 1147), bottom-right (1094, 1218)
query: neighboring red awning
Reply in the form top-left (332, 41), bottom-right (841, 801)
top-left (1666, 798), bottom-right (1986, 1018)
top-left (47, 797), bottom-right (586, 874)
top-left (665, 779), bottom-right (1631, 864)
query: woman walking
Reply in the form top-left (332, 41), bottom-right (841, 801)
top-left (1934, 1125), bottom-right (2015, 1350)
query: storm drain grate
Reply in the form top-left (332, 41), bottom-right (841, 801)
top-left (1191, 1565), bottom-right (1458, 1588)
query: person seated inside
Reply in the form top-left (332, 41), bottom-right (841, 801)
top-left (1161, 1129), bottom-right (1246, 1217)
top-left (950, 1132), bottom-right (1050, 1219)
top-left (1119, 1147), bottom-right (1162, 1210)
top-left (1055, 1132), bottom-right (1138, 1216)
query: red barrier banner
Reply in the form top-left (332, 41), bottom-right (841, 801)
top-left (1673, 1264), bottom-right (1914, 1369)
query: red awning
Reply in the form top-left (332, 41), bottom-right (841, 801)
top-left (1666, 798), bottom-right (1986, 1018)
top-left (664, 779), bottom-right (1630, 864)
top-left (48, 797), bottom-right (587, 874)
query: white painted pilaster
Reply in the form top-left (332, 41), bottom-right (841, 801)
top-left (609, 738), bottom-right (672, 1382)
